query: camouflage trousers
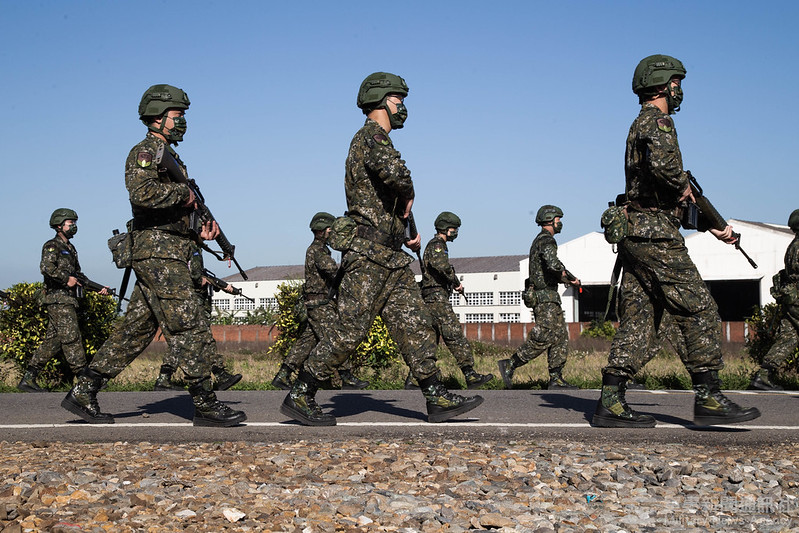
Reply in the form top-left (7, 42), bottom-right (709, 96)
top-left (423, 291), bottom-right (474, 369)
top-left (305, 252), bottom-right (438, 382)
top-left (762, 307), bottom-right (799, 370)
top-left (605, 237), bottom-right (723, 379)
top-left (29, 303), bottom-right (85, 373)
top-left (516, 301), bottom-right (568, 371)
top-left (161, 290), bottom-right (223, 370)
top-left (284, 300), bottom-right (352, 373)
top-left (88, 258), bottom-right (212, 385)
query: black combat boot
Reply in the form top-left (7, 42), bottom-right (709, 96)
top-left (61, 368), bottom-right (115, 424)
top-left (420, 375), bottom-right (484, 423)
top-left (592, 373), bottom-right (655, 428)
top-left (749, 367), bottom-right (783, 391)
top-left (154, 365), bottom-right (184, 391)
top-left (404, 371), bottom-right (420, 390)
top-left (497, 354), bottom-right (524, 389)
top-left (18, 365), bottom-right (46, 393)
top-left (212, 366), bottom-right (243, 391)
top-left (692, 370), bottom-right (761, 426)
top-left (280, 370), bottom-right (336, 426)
top-left (271, 363), bottom-right (295, 390)
top-left (189, 381), bottom-right (247, 427)
top-left (461, 366), bottom-right (494, 389)
top-left (339, 369), bottom-right (370, 390)
top-left (547, 367), bottom-right (578, 390)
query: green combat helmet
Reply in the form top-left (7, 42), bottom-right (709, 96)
top-left (535, 205), bottom-right (564, 225)
top-left (357, 72), bottom-right (408, 112)
top-left (49, 208), bottom-right (78, 228)
top-left (309, 212), bottom-right (336, 231)
top-left (434, 211), bottom-right (462, 232)
top-left (632, 54), bottom-right (686, 95)
top-left (789, 209), bottom-right (799, 232)
top-left (138, 84), bottom-right (190, 120)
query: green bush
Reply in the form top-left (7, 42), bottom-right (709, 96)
top-left (267, 280), bottom-right (400, 369)
top-left (746, 303), bottom-right (798, 368)
top-left (0, 282), bottom-right (118, 383)
top-left (581, 319), bottom-right (617, 341)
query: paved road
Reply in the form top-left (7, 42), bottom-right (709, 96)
top-left (1, 389), bottom-right (797, 445)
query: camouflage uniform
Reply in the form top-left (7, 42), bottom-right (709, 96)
top-left (79, 135), bottom-right (211, 384)
top-left (304, 119), bottom-right (438, 382)
top-left (27, 236), bottom-right (86, 373)
top-left (157, 244), bottom-right (240, 390)
top-left (593, 100), bottom-right (759, 427)
top-left (420, 234), bottom-right (473, 368)
top-left (605, 103), bottom-right (723, 378)
top-left (279, 235), bottom-right (357, 381)
top-left (752, 233), bottom-right (799, 388)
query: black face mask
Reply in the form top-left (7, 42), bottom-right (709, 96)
top-left (666, 83), bottom-right (683, 114)
top-left (446, 228), bottom-right (458, 241)
top-left (385, 100), bottom-right (408, 129)
top-left (63, 224), bottom-right (78, 238)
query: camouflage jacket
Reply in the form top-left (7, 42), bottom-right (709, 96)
top-left (40, 236), bottom-right (82, 306)
top-left (785, 235), bottom-right (799, 284)
top-left (304, 236), bottom-right (338, 297)
top-left (345, 119), bottom-right (414, 269)
top-left (420, 235), bottom-right (459, 295)
top-left (624, 103), bottom-right (687, 240)
top-left (126, 133), bottom-right (194, 262)
top-left (528, 229), bottom-right (564, 293)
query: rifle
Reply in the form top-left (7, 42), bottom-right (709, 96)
top-left (404, 211), bottom-right (425, 275)
top-left (564, 270), bottom-right (582, 294)
top-left (684, 171), bottom-right (758, 269)
top-left (156, 145), bottom-right (249, 280)
top-left (73, 273), bottom-right (127, 301)
top-left (202, 269), bottom-right (255, 303)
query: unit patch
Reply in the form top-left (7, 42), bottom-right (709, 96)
top-left (656, 117), bottom-right (673, 133)
top-left (137, 152), bottom-right (153, 168)
top-left (373, 134), bottom-right (390, 146)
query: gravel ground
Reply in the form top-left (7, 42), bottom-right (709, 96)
top-left (1, 438), bottom-right (798, 532)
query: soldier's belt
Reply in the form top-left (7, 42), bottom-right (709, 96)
top-left (355, 224), bottom-right (404, 251)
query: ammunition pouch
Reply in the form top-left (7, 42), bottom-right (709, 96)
top-left (108, 231), bottom-right (133, 269)
top-left (772, 269), bottom-right (799, 305)
top-left (522, 283), bottom-right (538, 308)
top-left (328, 216), bottom-right (357, 252)
top-left (600, 205), bottom-right (629, 244)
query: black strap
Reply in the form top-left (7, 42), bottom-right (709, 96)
top-left (603, 254), bottom-right (623, 322)
top-left (117, 266), bottom-right (132, 314)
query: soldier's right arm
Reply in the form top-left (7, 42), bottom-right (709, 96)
top-left (125, 144), bottom-right (192, 209)
top-left (643, 113), bottom-right (688, 197)
top-left (364, 135), bottom-right (415, 201)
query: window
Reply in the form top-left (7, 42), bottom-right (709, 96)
top-left (499, 291), bottom-right (521, 305)
top-left (449, 292), bottom-right (461, 307)
top-left (465, 313), bottom-right (493, 323)
top-left (234, 298), bottom-right (256, 311)
top-left (499, 313), bottom-right (520, 323)
top-left (260, 297), bottom-right (278, 310)
top-left (212, 299), bottom-right (230, 310)
top-left (465, 292), bottom-right (493, 306)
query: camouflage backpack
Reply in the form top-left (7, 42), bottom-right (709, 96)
top-left (328, 216), bottom-right (357, 252)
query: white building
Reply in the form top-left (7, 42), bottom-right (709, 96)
top-left (220, 219), bottom-right (793, 323)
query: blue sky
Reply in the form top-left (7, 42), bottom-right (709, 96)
top-left (1, 1), bottom-right (796, 290)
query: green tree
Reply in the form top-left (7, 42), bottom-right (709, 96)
top-left (0, 282), bottom-right (118, 383)
top-left (581, 319), bottom-right (617, 341)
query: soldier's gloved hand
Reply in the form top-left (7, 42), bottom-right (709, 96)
top-left (710, 225), bottom-right (737, 245)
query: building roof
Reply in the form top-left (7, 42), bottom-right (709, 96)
top-left (226, 254), bottom-right (527, 282)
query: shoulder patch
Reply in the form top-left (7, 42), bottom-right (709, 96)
top-left (434, 246), bottom-right (444, 253)
top-left (137, 152), bottom-right (153, 168)
top-left (656, 117), bottom-right (673, 133)
top-left (372, 134), bottom-right (390, 146)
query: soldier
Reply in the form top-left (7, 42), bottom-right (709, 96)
top-left (592, 55), bottom-right (760, 427)
top-left (61, 84), bottom-right (246, 427)
top-left (749, 209), bottom-right (799, 391)
top-left (497, 205), bottom-right (580, 389)
top-left (154, 244), bottom-right (243, 392)
top-left (18, 209), bottom-right (109, 392)
top-left (280, 72), bottom-right (483, 425)
top-left (271, 212), bottom-right (369, 391)
top-left (409, 211), bottom-right (493, 389)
